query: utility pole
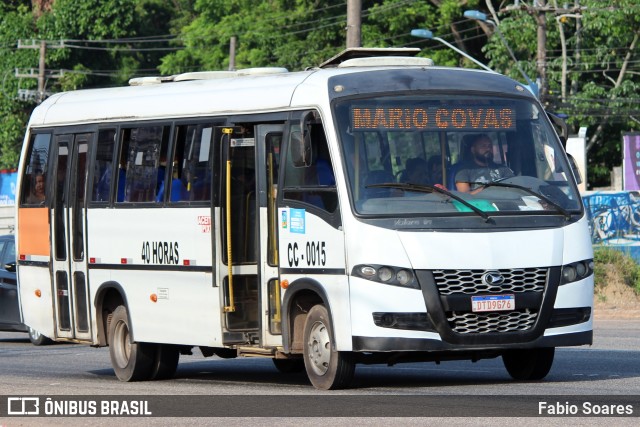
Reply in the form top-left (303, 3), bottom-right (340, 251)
top-left (17, 39), bottom-right (64, 103)
top-left (38, 40), bottom-right (46, 102)
top-left (346, 0), bottom-right (362, 48)
top-left (229, 36), bottom-right (236, 71)
top-left (503, 1), bottom-right (585, 105)
top-left (534, 0), bottom-right (548, 103)
top-left (571, 0), bottom-right (582, 98)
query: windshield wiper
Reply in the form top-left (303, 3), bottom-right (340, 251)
top-left (366, 182), bottom-right (491, 222)
top-left (476, 181), bottom-right (572, 221)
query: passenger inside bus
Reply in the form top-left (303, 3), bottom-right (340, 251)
top-left (156, 163), bottom-right (186, 202)
top-left (427, 155), bottom-right (443, 185)
top-left (399, 157), bottom-right (430, 185)
top-left (26, 172), bottom-right (46, 205)
top-left (156, 148), bottom-right (186, 202)
top-left (454, 133), bottom-right (514, 194)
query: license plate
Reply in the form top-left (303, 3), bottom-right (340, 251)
top-left (471, 294), bottom-right (515, 312)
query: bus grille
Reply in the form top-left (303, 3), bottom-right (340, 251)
top-left (433, 268), bottom-right (547, 295)
top-left (446, 309), bottom-right (538, 334)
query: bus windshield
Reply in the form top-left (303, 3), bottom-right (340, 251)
top-left (334, 94), bottom-right (582, 218)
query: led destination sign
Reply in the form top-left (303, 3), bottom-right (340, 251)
top-left (351, 106), bottom-right (516, 131)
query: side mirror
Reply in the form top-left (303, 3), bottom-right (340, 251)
top-left (291, 111), bottom-right (317, 167)
top-left (566, 153), bottom-right (583, 185)
top-left (4, 262), bottom-right (16, 273)
top-left (547, 112), bottom-right (568, 148)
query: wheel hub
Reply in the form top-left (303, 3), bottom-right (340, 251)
top-left (113, 321), bottom-right (131, 369)
top-left (307, 320), bottom-right (331, 376)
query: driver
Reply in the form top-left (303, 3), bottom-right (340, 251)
top-left (454, 134), bottom-right (514, 194)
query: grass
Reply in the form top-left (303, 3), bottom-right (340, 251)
top-left (593, 246), bottom-right (640, 295)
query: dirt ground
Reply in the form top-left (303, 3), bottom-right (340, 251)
top-left (593, 264), bottom-right (640, 319)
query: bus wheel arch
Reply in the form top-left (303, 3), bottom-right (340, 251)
top-left (281, 279), bottom-right (329, 354)
top-left (95, 282), bottom-right (129, 347)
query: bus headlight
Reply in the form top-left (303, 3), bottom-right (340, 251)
top-left (560, 259), bottom-right (593, 285)
top-left (378, 267), bottom-right (394, 282)
top-left (352, 264), bottom-right (419, 289)
top-left (396, 269), bottom-right (414, 286)
top-left (575, 261), bottom-right (587, 277)
top-left (562, 266), bottom-right (577, 283)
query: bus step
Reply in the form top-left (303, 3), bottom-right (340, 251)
top-left (237, 347), bottom-right (276, 358)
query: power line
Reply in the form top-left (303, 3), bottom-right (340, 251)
top-left (63, 43), bottom-right (183, 52)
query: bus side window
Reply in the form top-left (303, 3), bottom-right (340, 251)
top-left (91, 129), bottom-right (116, 203)
top-left (20, 133), bottom-right (52, 206)
top-left (169, 124), bottom-right (213, 202)
top-left (118, 125), bottom-right (169, 203)
top-left (283, 123), bottom-right (337, 212)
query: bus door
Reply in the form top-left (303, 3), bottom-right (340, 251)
top-left (220, 127), bottom-right (260, 343)
top-left (51, 132), bottom-right (93, 341)
top-left (219, 125), bottom-right (285, 346)
top-left (255, 125), bottom-right (284, 347)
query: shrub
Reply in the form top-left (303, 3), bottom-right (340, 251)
top-left (593, 246), bottom-right (640, 295)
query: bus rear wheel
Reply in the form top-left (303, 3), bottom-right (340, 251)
top-left (150, 344), bottom-right (180, 380)
top-left (28, 327), bottom-right (52, 346)
top-left (502, 347), bottom-right (555, 381)
top-left (303, 304), bottom-right (355, 390)
top-left (108, 305), bottom-right (154, 381)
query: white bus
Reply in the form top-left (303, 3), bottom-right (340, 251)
top-left (16, 49), bottom-right (593, 390)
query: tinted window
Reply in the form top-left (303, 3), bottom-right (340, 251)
top-left (20, 133), bottom-right (51, 206)
top-left (283, 122), bottom-right (337, 212)
top-left (117, 125), bottom-right (169, 203)
top-left (91, 129), bottom-right (117, 203)
top-left (168, 124), bottom-right (215, 202)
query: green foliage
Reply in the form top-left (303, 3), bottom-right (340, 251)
top-left (0, 4), bottom-right (38, 169)
top-left (0, 0), bottom-right (638, 181)
top-left (594, 246), bottom-right (640, 295)
top-left (0, 0), bottom-right (179, 169)
top-left (160, 0), bottom-right (347, 73)
top-left (42, 0), bottom-right (135, 39)
top-left (58, 64), bottom-right (90, 91)
top-left (480, 0), bottom-right (640, 188)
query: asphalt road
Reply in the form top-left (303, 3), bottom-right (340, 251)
top-left (0, 319), bottom-right (638, 426)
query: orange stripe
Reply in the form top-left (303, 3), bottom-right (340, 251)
top-left (17, 207), bottom-right (50, 257)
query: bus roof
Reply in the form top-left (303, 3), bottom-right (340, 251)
top-left (28, 62), bottom-right (529, 128)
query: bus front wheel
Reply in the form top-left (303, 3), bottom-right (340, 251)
top-left (502, 347), bottom-right (555, 380)
top-left (303, 304), bottom-right (355, 390)
top-left (108, 305), bottom-right (155, 381)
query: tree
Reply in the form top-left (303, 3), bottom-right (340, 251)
top-left (473, 0), bottom-right (640, 188)
top-left (0, 0), bottom-right (179, 168)
top-left (0, 3), bottom-right (39, 169)
top-left (159, 0), bottom-right (347, 73)
top-left (160, 0), bottom-right (483, 74)
top-left (1, 0), bottom-right (636, 189)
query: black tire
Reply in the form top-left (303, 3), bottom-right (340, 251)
top-left (28, 327), bottom-right (52, 346)
top-left (303, 304), bottom-right (355, 390)
top-left (272, 358), bottom-right (305, 373)
top-left (108, 305), bottom-right (155, 381)
top-left (149, 344), bottom-right (180, 380)
top-left (503, 347), bottom-right (555, 381)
